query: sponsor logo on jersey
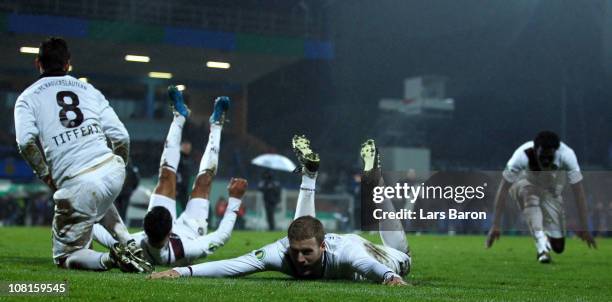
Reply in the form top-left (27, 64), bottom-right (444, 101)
top-left (255, 249), bottom-right (265, 260)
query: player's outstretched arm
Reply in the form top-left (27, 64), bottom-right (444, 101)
top-left (210, 178), bottom-right (248, 243)
top-left (148, 253), bottom-right (265, 279)
top-left (571, 181), bottom-right (597, 249)
top-left (486, 178), bottom-right (511, 248)
top-left (150, 239), bottom-right (288, 280)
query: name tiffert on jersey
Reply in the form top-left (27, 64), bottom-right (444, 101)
top-left (33, 79), bottom-right (88, 95)
top-left (51, 123), bottom-right (103, 147)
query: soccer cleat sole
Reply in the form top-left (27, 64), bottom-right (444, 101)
top-left (360, 139), bottom-right (379, 172)
top-left (292, 135), bottom-right (319, 174)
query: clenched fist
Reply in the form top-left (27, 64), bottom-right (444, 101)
top-left (228, 178), bottom-right (248, 199)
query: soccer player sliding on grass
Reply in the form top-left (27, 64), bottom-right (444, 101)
top-left (150, 136), bottom-right (411, 286)
top-left (93, 86), bottom-right (247, 266)
top-left (486, 131), bottom-right (596, 263)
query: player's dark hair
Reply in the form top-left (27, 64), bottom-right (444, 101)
top-left (534, 131), bottom-right (560, 150)
top-left (143, 206), bottom-right (173, 245)
top-left (288, 216), bottom-right (325, 244)
top-left (37, 37), bottom-right (70, 72)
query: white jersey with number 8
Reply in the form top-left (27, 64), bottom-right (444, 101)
top-left (14, 75), bottom-right (129, 185)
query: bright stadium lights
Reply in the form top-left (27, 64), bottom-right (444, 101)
top-left (148, 72), bottom-right (173, 79)
top-left (206, 61), bottom-right (230, 69)
top-left (125, 55), bottom-right (150, 63)
top-left (176, 85), bottom-right (186, 91)
top-left (19, 47), bottom-right (39, 54)
top-left (78, 77), bottom-right (88, 83)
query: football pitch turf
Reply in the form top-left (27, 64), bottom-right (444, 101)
top-left (0, 227), bottom-right (610, 301)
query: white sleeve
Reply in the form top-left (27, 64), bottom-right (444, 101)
top-left (96, 88), bottom-right (130, 163)
top-left (344, 248), bottom-right (396, 283)
top-left (502, 147), bottom-right (528, 183)
top-left (175, 239), bottom-right (288, 277)
top-left (14, 98), bottom-right (49, 178)
top-left (562, 148), bottom-right (583, 184)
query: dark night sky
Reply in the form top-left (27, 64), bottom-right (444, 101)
top-left (250, 0), bottom-right (612, 170)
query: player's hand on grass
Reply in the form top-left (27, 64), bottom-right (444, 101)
top-left (147, 269), bottom-right (181, 280)
top-left (576, 230), bottom-right (597, 249)
top-left (485, 227), bottom-right (500, 248)
top-left (228, 178), bottom-right (248, 199)
top-left (383, 276), bottom-right (407, 286)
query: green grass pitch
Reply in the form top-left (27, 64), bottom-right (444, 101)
top-left (0, 227), bottom-right (610, 301)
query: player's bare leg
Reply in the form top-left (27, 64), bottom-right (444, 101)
top-left (360, 139), bottom-right (409, 255)
top-left (292, 134), bottom-right (320, 219)
top-left (182, 96), bottom-right (230, 234)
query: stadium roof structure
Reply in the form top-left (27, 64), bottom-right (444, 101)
top-left (0, 12), bottom-right (333, 89)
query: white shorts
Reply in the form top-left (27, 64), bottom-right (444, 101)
top-left (509, 178), bottom-right (565, 238)
top-left (148, 194), bottom-right (209, 237)
top-left (52, 155), bottom-right (126, 263)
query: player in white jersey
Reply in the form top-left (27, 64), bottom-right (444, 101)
top-left (93, 86), bottom-right (247, 266)
top-left (150, 136), bottom-right (411, 286)
top-left (486, 131), bottom-right (596, 263)
top-left (13, 37), bottom-right (151, 272)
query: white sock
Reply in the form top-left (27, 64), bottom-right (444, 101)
top-left (294, 174), bottom-right (316, 219)
top-left (101, 253), bottom-right (113, 269)
top-left (378, 178), bottom-right (408, 253)
top-left (160, 114), bottom-right (185, 172)
top-left (534, 230), bottom-right (549, 253)
top-left (523, 199), bottom-right (547, 253)
top-left (64, 249), bottom-right (109, 271)
top-left (199, 124), bottom-right (222, 175)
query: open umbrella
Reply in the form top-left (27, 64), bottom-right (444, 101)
top-left (251, 154), bottom-right (296, 172)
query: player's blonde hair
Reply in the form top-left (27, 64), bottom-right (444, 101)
top-left (288, 216), bottom-right (325, 244)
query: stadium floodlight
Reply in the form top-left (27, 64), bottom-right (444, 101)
top-left (78, 77), bottom-right (88, 83)
top-left (206, 61), bottom-right (230, 69)
top-left (20, 47), bottom-right (39, 54)
top-left (125, 55), bottom-right (150, 63)
top-left (176, 85), bottom-right (186, 91)
top-left (148, 72), bottom-right (173, 79)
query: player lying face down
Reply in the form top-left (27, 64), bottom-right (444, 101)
top-left (148, 136), bottom-right (410, 286)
